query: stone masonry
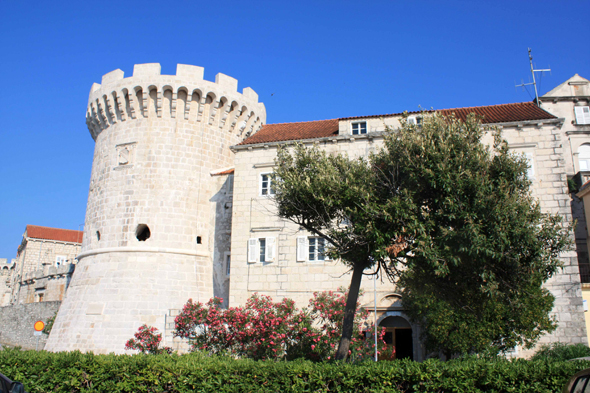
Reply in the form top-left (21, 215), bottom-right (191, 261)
top-left (37, 65), bottom-right (589, 358)
top-left (45, 64), bottom-right (265, 354)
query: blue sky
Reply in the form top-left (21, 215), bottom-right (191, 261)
top-left (0, 0), bottom-right (588, 259)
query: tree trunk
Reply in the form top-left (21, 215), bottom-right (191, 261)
top-left (334, 264), bottom-right (364, 360)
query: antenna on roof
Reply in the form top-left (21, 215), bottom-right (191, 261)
top-left (515, 48), bottom-right (551, 107)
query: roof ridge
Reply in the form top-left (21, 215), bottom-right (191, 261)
top-left (264, 118), bottom-right (338, 127)
top-left (27, 224), bottom-right (82, 232)
top-left (440, 101), bottom-right (536, 112)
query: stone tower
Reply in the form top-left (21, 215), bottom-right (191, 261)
top-left (45, 63), bottom-right (265, 353)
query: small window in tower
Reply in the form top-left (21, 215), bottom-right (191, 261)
top-left (136, 224), bottom-right (151, 241)
top-left (197, 236), bottom-right (202, 244)
top-left (96, 231), bottom-right (101, 241)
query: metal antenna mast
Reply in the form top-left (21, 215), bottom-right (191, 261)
top-left (515, 48), bottom-right (551, 107)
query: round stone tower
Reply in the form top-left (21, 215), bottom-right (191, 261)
top-left (45, 63), bottom-right (265, 353)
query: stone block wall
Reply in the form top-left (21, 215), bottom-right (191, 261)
top-left (0, 268), bottom-right (13, 307)
top-left (0, 301), bottom-right (60, 349)
top-left (230, 115), bottom-right (588, 358)
top-left (47, 62), bottom-right (267, 355)
top-left (18, 239), bottom-right (81, 276)
top-left (16, 264), bottom-right (75, 304)
top-left (230, 132), bottom-right (396, 310)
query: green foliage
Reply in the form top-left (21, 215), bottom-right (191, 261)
top-left (372, 113), bottom-right (571, 356)
top-left (0, 347), bottom-right (587, 392)
top-left (125, 325), bottom-right (173, 355)
top-left (274, 144), bottom-right (390, 359)
top-left (274, 144), bottom-right (381, 268)
top-left (42, 312), bottom-right (57, 335)
top-left (274, 112), bottom-right (571, 358)
top-left (172, 291), bottom-right (391, 361)
top-left (532, 342), bottom-right (590, 361)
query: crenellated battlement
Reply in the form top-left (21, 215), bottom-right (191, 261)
top-left (86, 63), bottom-right (266, 140)
top-left (1, 259), bottom-right (15, 275)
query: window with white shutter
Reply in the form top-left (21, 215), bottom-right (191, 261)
top-left (266, 237), bottom-right (276, 262)
top-left (248, 239), bottom-right (258, 263)
top-left (575, 106), bottom-right (590, 125)
top-left (524, 152), bottom-right (535, 179)
top-left (296, 236), bottom-right (308, 262)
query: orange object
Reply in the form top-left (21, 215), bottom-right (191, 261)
top-left (34, 320), bottom-right (45, 332)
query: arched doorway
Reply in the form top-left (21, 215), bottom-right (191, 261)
top-left (379, 316), bottom-right (413, 360)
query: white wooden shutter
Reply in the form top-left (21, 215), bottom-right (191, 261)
top-left (296, 236), bottom-right (308, 262)
top-left (575, 106), bottom-right (590, 125)
top-left (524, 152), bottom-right (535, 179)
top-left (266, 237), bottom-right (276, 262)
top-left (248, 239), bottom-right (258, 263)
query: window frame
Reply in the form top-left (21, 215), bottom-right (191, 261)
top-left (407, 116), bottom-right (422, 127)
top-left (297, 236), bottom-right (330, 262)
top-left (351, 121), bottom-right (367, 135)
top-left (575, 106), bottom-right (590, 125)
top-left (259, 173), bottom-right (275, 196)
top-left (55, 255), bottom-right (67, 267)
top-left (225, 252), bottom-right (231, 276)
top-left (248, 237), bottom-right (276, 263)
top-left (580, 144), bottom-right (590, 171)
top-left (308, 237), bottom-right (326, 261)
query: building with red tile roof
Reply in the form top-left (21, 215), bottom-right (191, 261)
top-left (25, 225), bottom-right (83, 244)
top-left (238, 102), bottom-right (557, 146)
top-left (7, 66), bottom-right (584, 356)
top-left (0, 225), bottom-right (84, 307)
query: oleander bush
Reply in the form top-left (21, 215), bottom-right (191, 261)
top-left (0, 347), bottom-right (589, 392)
top-left (531, 342), bottom-right (590, 361)
top-left (172, 291), bottom-right (391, 361)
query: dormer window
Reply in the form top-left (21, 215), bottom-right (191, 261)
top-left (408, 116), bottom-right (422, 127)
top-left (352, 122), bottom-right (367, 135)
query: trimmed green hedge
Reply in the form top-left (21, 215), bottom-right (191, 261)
top-left (0, 348), bottom-right (588, 392)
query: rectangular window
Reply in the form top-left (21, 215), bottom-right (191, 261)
top-left (351, 122), bottom-right (367, 135)
top-left (247, 237), bottom-right (276, 263)
top-left (225, 254), bottom-right (231, 276)
top-left (575, 106), bottom-right (590, 125)
top-left (260, 173), bottom-right (275, 196)
top-left (298, 236), bottom-right (329, 262)
top-left (55, 255), bottom-right (67, 267)
top-left (308, 237), bottom-right (326, 261)
top-left (259, 238), bottom-right (266, 262)
top-left (407, 116), bottom-right (422, 126)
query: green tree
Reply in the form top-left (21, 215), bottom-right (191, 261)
top-left (273, 145), bottom-right (409, 360)
top-left (274, 112), bottom-right (570, 359)
top-left (372, 113), bottom-right (570, 357)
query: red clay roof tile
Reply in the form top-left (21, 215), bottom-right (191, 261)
top-left (238, 102), bottom-right (556, 146)
top-left (26, 225), bottom-right (83, 243)
top-left (237, 119), bottom-right (339, 146)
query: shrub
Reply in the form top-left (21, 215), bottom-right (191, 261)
top-left (0, 347), bottom-right (588, 393)
top-left (42, 312), bottom-right (57, 335)
top-left (531, 342), bottom-right (590, 361)
top-left (173, 291), bottom-right (391, 361)
top-left (125, 325), bottom-right (172, 355)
